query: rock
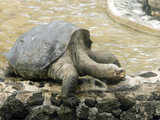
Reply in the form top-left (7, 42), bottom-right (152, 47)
top-left (96, 98), bottom-right (121, 113)
top-left (120, 111), bottom-right (143, 120)
top-left (148, 92), bottom-right (160, 101)
top-left (25, 105), bottom-right (59, 120)
top-left (0, 78), bottom-right (4, 82)
top-left (0, 94), bottom-right (28, 120)
top-left (76, 102), bottom-right (89, 119)
top-left (38, 82), bottom-right (45, 88)
top-left (138, 71), bottom-right (158, 78)
top-left (57, 105), bottom-right (76, 120)
top-left (116, 93), bottom-right (136, 111)
top-left (2, 68), bottom-right (160, 119)
top-left (112, 108), bottom-right (122, 118)
top-left (84, 98), bottom-right (97, 107)
top-left (62, 96), bottom-right (80, 108)
top-left (50, 92), bottom-right (62, 106)
top-left (26, 92), bottom-right (44, 107)
top-left (96, 113), bottom-right (117, 120)
top-left (136, 95), bottom-right (148, 101)
top-left (155, 102), bottom-right (160, 117)
top-left (88, 107), bottom-right (98, 120)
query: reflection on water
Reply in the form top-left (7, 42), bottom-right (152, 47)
top-left (0, 0), bottom-right (160, 74)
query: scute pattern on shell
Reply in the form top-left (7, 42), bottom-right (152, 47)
top-left (5, 21), bottom-right (79, 78)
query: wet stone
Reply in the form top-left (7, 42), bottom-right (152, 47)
top-left (88, 107), bottom-right (98, 120)
top-left (96, 113), bottom-right (117, 120)
top-left (76, 102), bottom-right (89, 120)
top-left (84, 98), bottom-right (97, 107)
top-left (112, 108), bottom-right (122, 118)
top-left (58, 105), bottom-right (76, 120)
top-left (155, 102), bottom-right (160, 117)
top-left (148, 92), bottom-right (160, 101)
top-left (138, 71), bottom-right (157, 78)
top-left (62, 96), bottom-right (80, 108)
top-left (136, 95), bottom-right (148, 101)
top-left (26, 92), bottom-right (44, 107)
top-left (28, 81), bottom-right (34, 85)
top-left (143, 102), bottom-right (155, 119)
top-left (12, 82), bottom-right (24, 91)
top-left (0, 94), bottom-right (29, 120)
top-left (117, 94), bottom-right (136, 111)
top-left (38, 82), bottom-right (45, 88)
top-left (120, 111), bottom-right (143, 120)
top-left (50, 92), bottom-right (62, 106)
top-left (0, 78), bottom-right (4, 82)
top-left (96, 98), bottom-right (121, 113)
top-left (25, 105), bottom-right (59, 120)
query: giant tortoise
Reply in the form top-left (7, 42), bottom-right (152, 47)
top-left (5, 21), bottom-right (125, 97)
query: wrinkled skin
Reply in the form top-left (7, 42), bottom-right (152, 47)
top-left (48, 30), bottom-right (125, 97)
top-left (6, 24), bottom-right (125, 98)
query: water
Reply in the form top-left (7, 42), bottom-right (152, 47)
top-left (0, 0), bottom-right (160, 74)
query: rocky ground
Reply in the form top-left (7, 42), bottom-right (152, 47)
top-left (106, 0), bottom-right (160, 36)
top-left (1, 65), bottom-right (160, 119)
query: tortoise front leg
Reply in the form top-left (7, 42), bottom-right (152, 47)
top-left (88, 50), bottom-right (121, 67)
top-left (62, 70), bottom-right (78, 97)
top-left (48, 59), bottom-right (78, 97)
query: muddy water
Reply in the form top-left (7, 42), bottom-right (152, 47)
top-left (0, 0), bottom-right (160, 74)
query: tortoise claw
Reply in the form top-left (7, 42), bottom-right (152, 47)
top-left (114, 68), bottom-right (126, 79)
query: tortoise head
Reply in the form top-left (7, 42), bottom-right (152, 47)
top-left (71, 29), bottom-right (93, 49)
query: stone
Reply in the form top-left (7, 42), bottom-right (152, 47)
top-left (50, 92), bottom-right (62, 106)
top-left (116, 93), bottom-right (136, 111)
top-left (38, 82), bottom-right (45, 88)
top-left (148, 92), bottom-right (160, 101)
top-left (26, 92), bottom-right (44, 107)
top-left (136, 95), bottom-right (148, 101)
top-left (58, 105), bottom-right (76, 120)
top-left (0, 94), bottom-right (28, 120)
top-left (25, 105), bottom-right (59, 120)
top-left (155, 102), bottom-right (160, 116)
top-left (138, 71), bottom-right (157, 78)
top-left (84, 98), bottom-right (97, 107)
top-left (88, 107), bottom-right (98, 120)
top-left (96, 113), bottom-right (117, 120)
top-left (96, 98), bottom-right (121, 113)
top-left (76, 102), bottom-right (89, 119)
top-left (0, 78), bottom-right (4, 82)
top-left (62, 96), bottom-right (80, 108)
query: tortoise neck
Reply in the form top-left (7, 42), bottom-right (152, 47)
top-left (69, 37), bottom-right (120, 80)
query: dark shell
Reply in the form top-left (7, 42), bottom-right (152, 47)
top-left (5, 21), bottom-right (89, 78)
